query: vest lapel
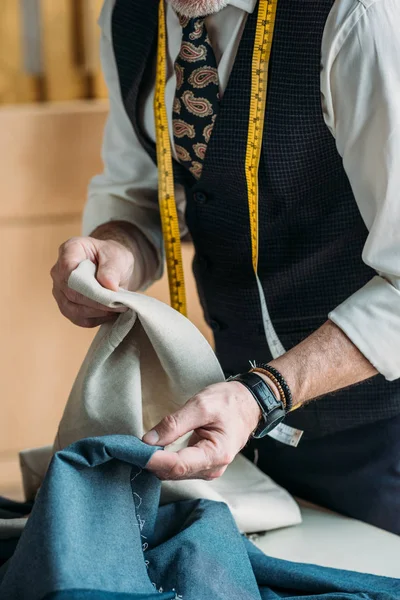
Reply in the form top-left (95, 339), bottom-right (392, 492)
top-left (112, 0), bottom-right (159, 159)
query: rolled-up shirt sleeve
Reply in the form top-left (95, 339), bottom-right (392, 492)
top-left (321, 0), bottom-right (400, 381)
top-left (84, 0), bottom-right (169, 282)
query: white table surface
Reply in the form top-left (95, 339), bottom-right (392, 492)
top-left (252, 502), bottom-right (400, 578)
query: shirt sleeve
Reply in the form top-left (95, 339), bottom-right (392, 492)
top-left (84, 0), bottom-right (170, 283)
top-left (321, 0), bottom-right (400, 381)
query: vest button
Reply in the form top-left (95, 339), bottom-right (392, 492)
top-left (193, 191), bottom-right (208, 205)
top-left (209, 319), bottom-right (221, 332)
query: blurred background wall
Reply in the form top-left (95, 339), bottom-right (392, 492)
top-left (0, 0), bottom-right (210, 500)
top-left (0, 0), bottom-right (107, 104)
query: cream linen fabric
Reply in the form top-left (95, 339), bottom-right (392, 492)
top-left (36, 260), bottom-right (299, 534)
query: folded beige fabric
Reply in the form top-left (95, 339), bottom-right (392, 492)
top-left (19, 445), bottom-right (53, 502)
top-left (24, 260), bottom-right (301, 533)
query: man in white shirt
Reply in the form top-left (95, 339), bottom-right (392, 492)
top-left (51, 0), bottom-right (400, 533)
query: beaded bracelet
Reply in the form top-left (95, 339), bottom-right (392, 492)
top-left (250, 363), bottom-right (293, 413)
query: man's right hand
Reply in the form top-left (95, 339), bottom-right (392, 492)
top-left (51, 233), bottom-right (135, 328)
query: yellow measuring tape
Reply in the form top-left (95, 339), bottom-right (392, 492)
top-left (154, 0), bottom-right (187, 315)
top-left (246, 0), bottom-right (278, 274)
top-left (154, 0), bottom-right (278, 314)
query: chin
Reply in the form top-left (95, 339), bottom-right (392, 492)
top-left (169, 0), bottom-right (229, 18)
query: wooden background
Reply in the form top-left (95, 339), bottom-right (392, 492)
top-left (0, 1), bottom-right (211, 500)
top-left (0, 102), bottom-right (211, 500)
top-left (0, 0), bottom-right (107, 104)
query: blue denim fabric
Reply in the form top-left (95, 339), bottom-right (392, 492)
top-left (0, 435), bottom-right (399, 599)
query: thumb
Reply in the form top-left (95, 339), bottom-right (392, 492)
top-left (96, 243), bottom-right (129, 291)
top-left (96, 259), bottom-right (120, 291)
top-left (143, 401), bottom-right (208, 447)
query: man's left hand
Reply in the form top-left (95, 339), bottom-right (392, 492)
top-left (143, 381), bottom-right (261, 481)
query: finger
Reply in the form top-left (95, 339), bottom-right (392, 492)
top-left (53, 288), bottom-right (114, 320)
top-left (70, 316), bottom-right (116, 329)
top-left (57, 238), bottom-right (91, 284)
top-left (194, 465), bottom-right (228, 481)
top-left (187, 431), bottom-right (201, 447)
top-left (61, 286), bottom-right (127, 314)
top-left (147, 449), bottom-right (227, 481)
top-left (142, 398), bottom-right (212, 447)
top-left (146, 446), bottom-right (209, 480)
top-left (185, 433), bottom-right (229, 480)
top-left (96, 244), bottom-right (134, 292)
top-left (146, 439), bottom-right (230, 480)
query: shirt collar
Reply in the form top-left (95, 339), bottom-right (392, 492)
top-left (166, 0), bottom-right (257, 17)
top-left (228, 0), bottom-right (257, 13)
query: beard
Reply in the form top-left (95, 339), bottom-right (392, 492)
top-left (169, 0), bottom-right (229, 18)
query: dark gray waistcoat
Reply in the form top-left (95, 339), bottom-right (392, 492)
top-left (111, 0), bottom-right (400, 437)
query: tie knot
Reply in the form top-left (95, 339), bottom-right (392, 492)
top-left (178, 14), bottom-right (205, 30)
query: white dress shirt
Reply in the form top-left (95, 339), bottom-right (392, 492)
top-left (84, 0), bottom-right (400, 381)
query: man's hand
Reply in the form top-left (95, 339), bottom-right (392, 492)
top-left (143, 381), bottom-right (262, 481)
top-left (51, 220), bottom-right (159, 328)
top-left (51, 234), bottom-right (134, 327)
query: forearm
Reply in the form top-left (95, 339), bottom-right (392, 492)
top-left (90, 221), bottom-right (159, 291)
top-left (269, 320), bottom-right (378, 408)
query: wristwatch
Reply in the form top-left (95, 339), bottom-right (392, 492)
top-left (228, 371), bottom-right (286, 438)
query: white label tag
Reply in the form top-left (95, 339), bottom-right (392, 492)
top-left (267, 423), bottom-right (304, 447)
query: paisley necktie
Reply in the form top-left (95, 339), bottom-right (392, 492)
top-left (173, 15), bottom-right (220, 179)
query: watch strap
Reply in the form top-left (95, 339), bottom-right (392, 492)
top-left (251, 363), bottom-right (293, 412)
top-left (229, 372), bottom-right (286, 438)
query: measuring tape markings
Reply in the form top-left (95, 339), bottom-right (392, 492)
top-left (246, 0), bottom-right (278, 275)
top-left (154, 0), bottom-right (187, 315)
top-left (155, 0), bottom-right (278, 315)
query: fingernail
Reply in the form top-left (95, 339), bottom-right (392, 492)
top-left (143, 430), bottom-right (159, 445)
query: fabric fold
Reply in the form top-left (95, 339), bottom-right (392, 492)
top-left (23, 260), bottom-right (301, 533)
